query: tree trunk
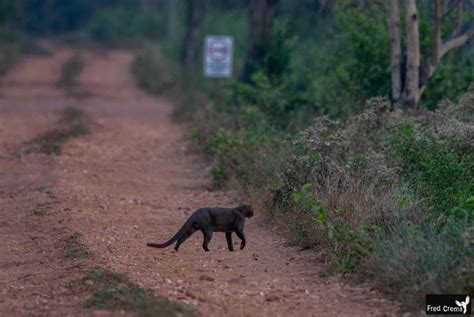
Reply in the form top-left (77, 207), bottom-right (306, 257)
top-left (242, 0), bottom-right (279, 82)
top-left (400, 0), bottom-right (420, 108)
top-left (387, 0), bottom-right (401, 103)
top-left (420, 0), bottom-right (473, 89)
top-left (182, 0), bottom-right (207, 72)
top-left (388, 0), bottom-right (473, 109)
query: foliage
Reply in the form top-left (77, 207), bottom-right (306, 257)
top-left (57, 53), bottom-right (84, 89)
top-left (132, 45), bottom-right (180, 95)
top-left (248, 24), bottom-right (297, 83)
top-left (335, 0), bottom-right (391, 101)
top-left (290, 0), bottom-right (473, 114)
top-left (178, 87), bottom-right (474, 308)
top-left (19, 0), bottom-right (98, 34)
top-left (367, 217), bottom-right (473, 309)
top-left (19, 107), bottom-right (89, 155)
top-left (70, 270), bottom-right (194, 317)
top-left (88, 7), bottom-right (166, 44)
top-left (422, 50), bottom-right (474, 110)
top-left (0, 41), bottom-right (20, 75)
top-left (62, 232), bottom-right (92, 258)
top-left (390, 122), bottom-right (474, 215)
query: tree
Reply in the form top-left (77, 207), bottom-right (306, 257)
top-left (388, 0), bottom-right (474, 109)
top-left (242, 0), bottom-right (279, 81)
top-left (181, 0), bottom-right (207, 72)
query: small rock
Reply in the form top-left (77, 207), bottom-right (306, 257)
top-left (199, 275), bottom-right (215, 282)
top-left (185, 290), bottom-right (196, 299)
top-left (227, 277), bottom-right (241, 284)
top-left (265, 294), bottom-right (280, 302)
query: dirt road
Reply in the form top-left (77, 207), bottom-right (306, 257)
top-left (0, 47), bottom-right (400, 316)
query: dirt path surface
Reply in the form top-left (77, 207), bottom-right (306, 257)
top-left (0, 47), bottom-right (400, 316)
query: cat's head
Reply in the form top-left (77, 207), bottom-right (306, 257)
top-left (239, 203), bottom-right (254, 218)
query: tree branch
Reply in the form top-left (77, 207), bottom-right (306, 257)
top-left (441, 24), bottom-right (474, 56)
top-left (442, 0), bottom-right (461, 17)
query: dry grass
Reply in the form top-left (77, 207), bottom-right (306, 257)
top-left (19, 107), bottom-right (89, 156)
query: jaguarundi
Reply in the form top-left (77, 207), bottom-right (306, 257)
top-left (147, 204), bottom-right (254, 252)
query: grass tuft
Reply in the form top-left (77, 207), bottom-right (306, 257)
top-left (57, 53), bottom-right (84, 89)
top-left (20, 107), bottom-right (89, 155)
top-left (62, 232), bottom-right (92, 259)
top-left (70, 270), bottom-right (194, 317)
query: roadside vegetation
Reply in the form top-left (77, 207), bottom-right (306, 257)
top-left (68, 270), bottom-right (194, 317)
top-left (0, 27), bottom-right (22, 75)
top-left (132, 45), bottom-right (180, 95)
top-left (57, 53), bottom-right (84, 90)
top-left (0, 41), bottom-right (20, 75)
top-left (131, 0), bottom-right (473, 310)
top-left (19, 107), bottom-right (89, 156)
top-left (61, 232), bottom-right (93, 259)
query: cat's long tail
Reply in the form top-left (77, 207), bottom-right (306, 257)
top-left (146, 217), bottom-right (193, 249)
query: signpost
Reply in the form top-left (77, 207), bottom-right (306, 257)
top-left (203, 35), bottom-right (233, 78)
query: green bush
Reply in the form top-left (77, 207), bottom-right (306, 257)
top-left (391, 123), bottom-right (474, 215)
top-left (57, 53), bottom-right (84, 89)
top-left (191, 93), bottom-right (473, 308)
top-left (89, 8), bottom-right (166, 44)
top-left (0, 43), bottom-right (19, 75)
top-left (70, 270), bottom-right (194, 317)
top-left (132, 45), bottom-right (179, 95)
top-left (0, 27), bottom-right (22, 75)
top-left (367, 218), bottom-right (473, 308)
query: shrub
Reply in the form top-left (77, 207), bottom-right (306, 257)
top-left (88, 8), bottom-right (166, 44)
top-left (390, 122), bottom-right (474, 215)
top-left (69, 270), bottom-right (194, 317)
top-left (132, 45), bottom-right (180, 95)
top-left (367, 217), bottom-right (473, 309)
top-left (57, 53), bottom-right (84, 89)
top-left (272, 94), bottom-right (474, 307)
top-left (0, 27), bottom-right (22, 75)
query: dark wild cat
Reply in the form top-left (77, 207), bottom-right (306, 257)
top-left (147, 204), bottom-right (254, 252)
